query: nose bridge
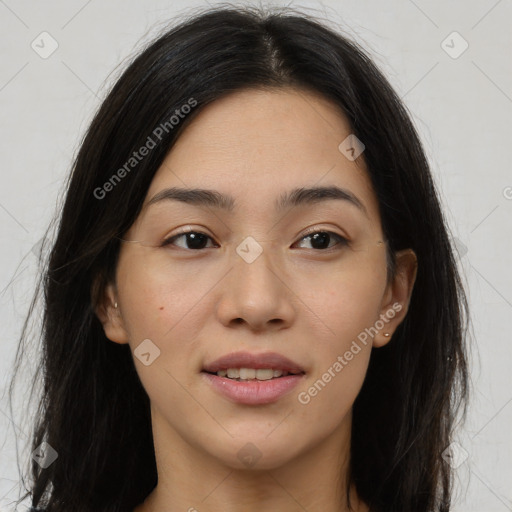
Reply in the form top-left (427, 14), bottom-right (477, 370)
top-left (216, 234), bottom-right (294, 329)
top-left (232, 234), bottom-right (282, 295)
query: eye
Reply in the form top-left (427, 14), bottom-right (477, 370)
top-left (293, 229), bottom-right (348, 251)
top-left (161, 228), bottom-right (348, 252)
top-left (161, 229), bottom-right (218, 250)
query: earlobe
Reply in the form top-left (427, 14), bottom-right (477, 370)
top-left (373, 248), bottom-right (418, 348)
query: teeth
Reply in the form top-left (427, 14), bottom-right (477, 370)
top-left (216, 368), bottom-right (289, 380)
top-left (239, 368), bottom-right (256, 379)
top-left (255, 369), bottom-right (274, 380)
top-left (226, 368), bottom-right (239, 379)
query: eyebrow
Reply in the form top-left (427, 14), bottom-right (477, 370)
top-left (145, 185), bottom-right (367, 216)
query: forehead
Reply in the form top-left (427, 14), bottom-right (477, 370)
top-left (144, 87), bottom-right (379, 221)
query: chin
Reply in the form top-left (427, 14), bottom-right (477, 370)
top-left (206, 433), bottom-right (307, 471)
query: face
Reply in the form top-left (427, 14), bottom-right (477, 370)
top-left (98, 87), bottom-right (416, 471)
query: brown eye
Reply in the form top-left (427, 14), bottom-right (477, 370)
top-left (294, 231), bottom-right (347, 251)
top-left (162, 231), bottom-right (217, 250)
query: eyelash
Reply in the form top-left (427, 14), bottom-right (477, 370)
top-left (161, 226), bottom-right (348, 252)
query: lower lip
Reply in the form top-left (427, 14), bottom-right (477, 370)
top-left (202, 372), bottom-right (304, 405)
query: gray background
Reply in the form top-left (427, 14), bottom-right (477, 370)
top-left (1, 0), bottom-right (511, 510)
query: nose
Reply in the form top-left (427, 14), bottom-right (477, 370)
top-left (215, 242), bottom-right (296, 333)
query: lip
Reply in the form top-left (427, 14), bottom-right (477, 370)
top-left (202, 351), bottom-right (305, 374)
top-left (202, 372), bottom-right (305, 405)
top-left (201, 351), bottom-right (306, 405)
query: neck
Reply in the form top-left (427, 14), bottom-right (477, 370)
top-left (134, 406), bottom-right (369, 512)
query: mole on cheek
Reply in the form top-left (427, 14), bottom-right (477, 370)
top-left (159, 306), bottom-right (164, 311)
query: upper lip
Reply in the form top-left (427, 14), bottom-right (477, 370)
top-left (202, 351), bottom-right (305, 374)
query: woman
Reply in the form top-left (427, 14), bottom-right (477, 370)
top-left (11, 5), bottom-right (469, 512)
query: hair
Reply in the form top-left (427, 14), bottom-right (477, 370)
top-left (8, 4), bottom-right (469, 512)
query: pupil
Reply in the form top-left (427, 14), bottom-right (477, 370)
top-left (310, 232), bottom-right (330, 249)
top-left (187, 233), bottom-right (207, 249)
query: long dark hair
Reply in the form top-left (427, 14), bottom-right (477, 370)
top-left (9, 5), bottom-right (469, 511)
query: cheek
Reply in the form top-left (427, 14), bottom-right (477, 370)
top-left (114, 251), bottom-right (216, 394)
top-left (116, 249), bottom-right (213, 342)
top-left (293, 285), bottom-right (378, 438)
top-left (301, 249), bottom-right (388, 345)
top-left (292, 251), bottom-right (386, 417)
top-left (115, 254), bottom-right (212, 416)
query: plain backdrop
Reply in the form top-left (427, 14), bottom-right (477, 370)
top-left (0, 1), bottom-right (511, 511)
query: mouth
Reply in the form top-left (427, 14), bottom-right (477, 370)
top-left (202, 350), bottom-right (305, 377)
top-left (201, 351), bottom-right (306, 405)
top-left (202, 368), bottom-right (304, 381)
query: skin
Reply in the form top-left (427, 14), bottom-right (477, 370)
top-left (96, 87), bottom-right (417, 512)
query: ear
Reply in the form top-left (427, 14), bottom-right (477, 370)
top-left (93, 280), bottom-right (129, 345)
top-left (373, 248), bottom-right (418, 348)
